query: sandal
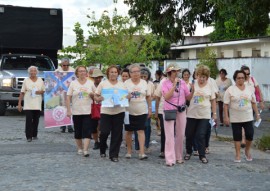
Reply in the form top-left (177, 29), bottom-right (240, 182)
top-left (184, 154), bottom-right (191, 160)
top-left (205, 148), bottom-right (210, 154)
top-left (193, 151), bottom-right (199, 156)
top-left (200, 157), bottom-right (208, 164)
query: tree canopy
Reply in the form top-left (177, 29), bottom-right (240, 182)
top-left (125, 0), bottom-right (213, 42)
top-left (125, 0), bottom-right (270, 42)
top-left (59, 9), bottom-right (170, 67)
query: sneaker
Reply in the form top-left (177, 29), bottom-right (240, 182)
top-left (139, 154), bottom-right (148, 160)
top-left (77, 149), bottom-right (83, 155)
top-left (125, 153), bottom-right (132, 159)
top-left (32, 137), bottom-right (38, 140)
top-left (83, 150), bottom-right (89, 157)
top-left (93, 142), bottom-right (100, 150)
top-left (27, 138), bottom-right (32, 142)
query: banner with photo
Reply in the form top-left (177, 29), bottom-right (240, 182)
top-left (101, 88), bottom-right (129, 107)
top-left (44, 71), bottom-right (76, 128)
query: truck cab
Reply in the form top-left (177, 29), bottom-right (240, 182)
top-left (0, 54), bottom-right (55, 115)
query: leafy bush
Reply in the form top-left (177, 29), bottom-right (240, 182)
top-left (254, 135), bottom-right (270, 151)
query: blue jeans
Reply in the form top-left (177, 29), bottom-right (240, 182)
top-left (135, 118), bottom-right (151, 150)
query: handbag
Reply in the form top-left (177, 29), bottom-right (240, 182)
top-left (164, 80), bottom-right (186, 117)
top-left (251, 77), bottom-right (261, 102)
top-left (164, 110), bottom-right (177, 121)
top-left (91, 99), bottom-right (101, 120)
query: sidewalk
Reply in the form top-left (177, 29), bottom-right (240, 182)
top-left (0, 109), bottom-right (269, 191)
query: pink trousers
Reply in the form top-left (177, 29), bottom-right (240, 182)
top-left (164, 111), bottom-right (186, 165)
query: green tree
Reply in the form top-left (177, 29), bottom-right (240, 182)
top-left (60, 9), bottom-right (170, 68)
top-left (197, 47), bottom-right (218, 78)
top-left (125, 0), bottom-right (270, 42)
top-left (125, 0), bottom-right (214, 42)
top-left (209, 0), bottom-right (270, 41)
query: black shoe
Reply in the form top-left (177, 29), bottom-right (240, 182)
top-left (60, 126), bottom-right (66, 133)
top-left (93, 142), bottom-right (100, 150)
top-left (159, 152), bottom-right (165, 158)
top-left (110, 157), bottom-right (119, 162)
top-left (68, 128), bottom-right (74, 133)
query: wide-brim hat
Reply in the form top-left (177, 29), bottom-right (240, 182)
top-left (91, 68), bottom-right (104, 78)
top-left (165, 63), bottom-right (181, 73)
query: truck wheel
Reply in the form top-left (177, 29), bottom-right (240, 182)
top-left (0, 101), bottom-right (6, 116)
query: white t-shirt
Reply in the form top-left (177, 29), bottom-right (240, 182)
top-left (154, 78), bottom-right (166, 114)
top-left (223, 85), bottom-right (256, 123)
top-left (67, 79), bottom-right (95, 115)
top-left (125, 79), bottom-right (151, 115)
top-left (95, 80), bottom-right (126, 115)
top-left (148, 81), bottom-right (155, 96)
top-left (216, 77), bottom-right (232, 101)
top-left (187, 81), bottom-right (216, 119)
top-left (21, 77), bottom-right (45, 111)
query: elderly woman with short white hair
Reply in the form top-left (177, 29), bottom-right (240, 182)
top-left (18, 66), bottom-right (45, 142)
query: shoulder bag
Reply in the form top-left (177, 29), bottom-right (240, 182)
top-left (251, 77), bottom-right (261, 102)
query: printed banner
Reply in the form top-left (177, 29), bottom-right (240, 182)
top-left (44, 71), bottom-right (76, 128)
top-left (101, 88), bottom-right (129, 107)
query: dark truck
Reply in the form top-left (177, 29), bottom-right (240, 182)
top-left (0, 5), bottom-right (63, 115)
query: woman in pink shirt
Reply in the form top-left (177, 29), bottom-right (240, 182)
top-left (161, 64), bottom-right (193, 166)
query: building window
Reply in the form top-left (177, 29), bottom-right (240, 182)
top-left (252, 50), bottom-right (261, 57)
top-left (237, 51), bottom-right (242, 58)
top-left (264, 51), bottom-right (269, 57)
top-left (220, 52), bottom-right (224, 58)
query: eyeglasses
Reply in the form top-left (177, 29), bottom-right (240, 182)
top-left (78, 70), bottom-right (86, 73)
top-left (62, 65), bottom-right (69, 67)
top-left (237, 77), bottom-right (245, 80)
top-left (131, 70), bottom-right (140, 73)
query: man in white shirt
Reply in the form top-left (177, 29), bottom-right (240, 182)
top-left (56, 58), bottom-right (75, 133)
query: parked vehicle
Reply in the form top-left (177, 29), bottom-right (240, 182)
top-left (0, 5), bottom-right (63, 115)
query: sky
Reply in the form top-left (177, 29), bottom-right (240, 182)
top-left (0, 0), bottom-right (213, 46)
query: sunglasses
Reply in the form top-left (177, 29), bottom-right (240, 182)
top-left (62, 65), bottom-right (69, 67)
top-left (246, 73), bottom-right (250, 75)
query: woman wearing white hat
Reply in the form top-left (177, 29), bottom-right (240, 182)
top-left (161, 63), bottom-right (193, 166)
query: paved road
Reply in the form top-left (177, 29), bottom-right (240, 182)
top-left (0, 108), bottom-right (269, 191)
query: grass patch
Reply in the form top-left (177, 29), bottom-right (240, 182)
top-left (215, 136), bottom-right (233, 142)
top-left (254, 134), bottom-right (270, 151)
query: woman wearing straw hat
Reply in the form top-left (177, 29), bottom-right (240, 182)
top-left (161, 63), bottom-right (193, 166)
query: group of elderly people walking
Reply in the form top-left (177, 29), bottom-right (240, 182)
top-left (18, 60), bottom-right (263, 165)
